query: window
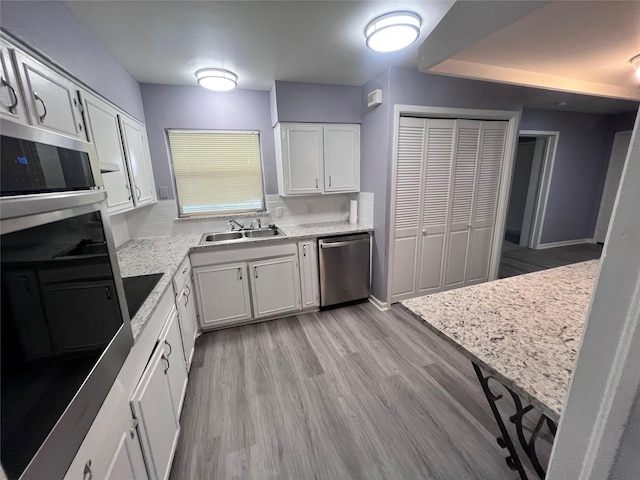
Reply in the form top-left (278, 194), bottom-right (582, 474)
top-left (167, 130), bottom-right (265, 217)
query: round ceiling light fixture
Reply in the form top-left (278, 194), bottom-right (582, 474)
top-left (195, 68), bottom-right (238, 91)
top-left (630, 54), bottom-right (640, 80)
top-left (365, 11), bottom-right (421, 53)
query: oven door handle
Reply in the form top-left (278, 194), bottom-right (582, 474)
top-left (0, 190), bottom-right (107, 222)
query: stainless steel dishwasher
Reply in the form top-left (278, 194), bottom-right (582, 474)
top-left (318, 233), bottom-right (370, 307)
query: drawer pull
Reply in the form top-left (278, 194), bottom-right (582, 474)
top-left (33, 91), bottom-right (47, 122)
top-left (254, 266), bottom-right (259, 279)
top-left (164, 339), bottom-right (172, 358)
top-left (303, 244), bottom-right (307, 257)
top-left (237, 267), bottom-right (243, 281)
top-left (1, 76), bottom-right (19, 113)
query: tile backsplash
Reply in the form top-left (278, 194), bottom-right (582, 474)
top-left (116, 192), bottom-right (374, 241)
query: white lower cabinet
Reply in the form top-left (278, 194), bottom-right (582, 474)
top-left (162, 309), bottom-right (188, 417)
top-left (194, 262), bottom-right (252, 327)
top-left (250, 255), bottom-right (301, 318)
top-left (176, 276), bottom-right (198, 369)
top-left (298, 241), bottom-right (319, 308)
top-left (131, 341), bottom-right (180, 480)
top-left (191, 243), bottom-right (306, 330)
top-left (105, 431), bottom-right (148, 480)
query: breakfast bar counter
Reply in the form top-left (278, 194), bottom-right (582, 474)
top-left (401, 260), bottom-right (599, 478)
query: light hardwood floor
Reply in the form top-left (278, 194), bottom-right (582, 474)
top-left (170, 303), bottom-right (550, 479)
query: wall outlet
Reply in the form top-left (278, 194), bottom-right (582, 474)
top-left (275, 207), bottom-right (283, 218)
top-left (158, 186), bottom-right (170, 199)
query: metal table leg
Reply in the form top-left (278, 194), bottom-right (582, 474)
top-left (472, 362), bottom-right (557, 479)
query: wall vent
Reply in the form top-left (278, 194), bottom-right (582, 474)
top-left (367, 89), bottom-right (383, 108)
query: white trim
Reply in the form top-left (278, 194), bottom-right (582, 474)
top-left (519, 130), bottom-right (560, 249)
top-left (536, 238), bottom-right (595, 250)
top-left (387, 105), bottom-right (520, 304)
top-left (368, 295), bottom-right (390, 311)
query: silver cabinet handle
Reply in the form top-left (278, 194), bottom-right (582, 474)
top-left (125, 183), bottom-right (132, 201)
top-left (135, 186), bottom-right (142, 200)
top-left (1, 76), bottom-right (18, 113)
top-left (83, 460), bottom-right (93, 480)
top-left (161, 353), bottom-right (170, 374)
top-left (164, 339), bottom-right (172, 358)
top-left (254, 266), bottom-right (259, 279)
top-left (303, 244), bottom-right (307, 257)
top-left (182, 267), bottom-right (188, 274)
top-left (183, 291), bottom-right (188, 306)
top-left (237, 267), bottom-right (243, 281)
top-left (33, 91), bottom-right (47, 122)
top-left (315, 178), bottom-right (319, 188)
top-left (329, 175), bottom-right (332, 187)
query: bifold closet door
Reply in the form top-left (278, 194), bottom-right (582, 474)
top-left (416, 120), bottom-right (455, 296)
top-left (466, 121), bottom-right (508, 285)
top-left (443, 120), bottom-right (481, 290)
top-left (391, 117), bottom-right (425, 299)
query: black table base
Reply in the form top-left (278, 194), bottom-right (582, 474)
top-left (472, 362), bottom-right (557, 479)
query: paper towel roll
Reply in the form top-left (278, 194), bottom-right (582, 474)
top-left (349, 199), bottom-right (358, 225)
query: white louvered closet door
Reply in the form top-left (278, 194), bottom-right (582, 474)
top-left (443, 120), bottom-right (481, 290)
top-left (391, 117), bottom-right (426, 299)
top-left (466, 121), bottom-right (508, 285)
top-left (416, 119), bottom-right (456, 295)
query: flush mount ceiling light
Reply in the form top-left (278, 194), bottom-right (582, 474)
top-left (631, 54), bottom-right (640, 80)
top-left (196, 68), bottom-right (237, 91)
top-left (365, 11), bottom-right (421, 53)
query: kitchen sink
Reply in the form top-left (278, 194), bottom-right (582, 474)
top-left (203, 232), bottom-right (244, 242)
top-left (200, 228), bottom-right (285, 244)
top-left (243, 229), bottom-right (283, 238)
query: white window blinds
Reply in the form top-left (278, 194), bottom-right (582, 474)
top-left (167, 130), bottom-right (265, 217)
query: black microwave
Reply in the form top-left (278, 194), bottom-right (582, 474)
top-left (0, 120), bottom-right (133, 480)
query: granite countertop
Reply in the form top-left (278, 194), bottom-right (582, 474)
top-left (117, 221), bottom-right (373, 341)
top-left (401, 260), bottom-right (599, 420)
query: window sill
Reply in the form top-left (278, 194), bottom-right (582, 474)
top-left (174, 211), bottom-right (271, 222)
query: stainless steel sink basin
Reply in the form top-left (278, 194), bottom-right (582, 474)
top-left (203, 232), bottom-right (244, 242)
top-left (200, 228), bottom-right (285, 244)
top-left (243, 228), bottom-right (283, 238)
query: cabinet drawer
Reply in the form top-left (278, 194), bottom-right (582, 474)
top-left (172, 256), bottom-right (191, 294)
top-left (190, 242), bottom-right (297, 267)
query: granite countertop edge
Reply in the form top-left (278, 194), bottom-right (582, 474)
top-left (117, 222), bottom-right (373, 342)
top-left (398, 303), bottom-right (560, 421)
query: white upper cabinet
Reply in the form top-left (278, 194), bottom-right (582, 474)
top-left (323, 124), bottom-right (360, 192)
top-left (0, 38), bottom-right (28, 124)
top-left (81, 89), bottom-right (134, 214)
top-left (120, 115), bottom-right (156, 207)
top-left (275, 122), bottom-right (360, 196)
top-left (13, 49), bottom-right (85, 139)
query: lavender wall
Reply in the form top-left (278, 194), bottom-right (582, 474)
top-left (520, 108), bottom-right (621, 243)
top-left (360, 69), bottom-right (391, 300)
top-left (272, 81), bottom-right (361, 125)
top-left (0, 1), bottom-right (145, 121)
top-left (140, 84), bottom-right (277, 198)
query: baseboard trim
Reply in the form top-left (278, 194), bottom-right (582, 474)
top-left (369, 295), bottom-right (390, 311)
top-left (536, 238), bottom-right (595, 250)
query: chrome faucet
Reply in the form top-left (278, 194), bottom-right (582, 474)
top-left (228, 219), bottom-right (245, 231)
top-left (250, 218), bottom-right (262, 230)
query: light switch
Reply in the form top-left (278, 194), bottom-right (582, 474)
top-left (158, 186), bottom-right (169, 199)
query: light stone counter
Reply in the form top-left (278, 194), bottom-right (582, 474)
top-left (401, 260), bottom-right (599, 420)
top-left (117, 222), bottom-right (372, 341)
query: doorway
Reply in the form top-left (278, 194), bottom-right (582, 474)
top-left (502, 130), bottom-right (558, 251)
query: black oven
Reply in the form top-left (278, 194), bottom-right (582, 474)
top-left (0, 120), bottom-right (133, 480)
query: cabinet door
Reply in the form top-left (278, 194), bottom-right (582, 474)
top-left (14, 50), bottom-right (85, 139)
top-left (81, 89), bottom-right (134, 214)
top-left (323, 124), bottom-right (360, 193)
top-left (162, 308), bottom-right (188, 417)
top-left (0, 38), bottom-right (28, 123)
top-left (105, 431), bottom-right (148, 480)
top-left (249, 256), bottom-right (301, 319)
top-left (120, 115), bottom-right (156, 207)
top-left (281, 123), bottom-right (323, 195)
top-left (194, 262), bottom-right (252, 328)
top-left (298, 241), bottom-right (319, 308)
top-left (176, 278), bottom-right (198, 369)
top-left (131, 346), bottom-right (180, 480)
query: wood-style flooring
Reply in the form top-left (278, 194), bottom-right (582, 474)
top-left (499, 243), bottom-right (603, 279)
top-left (170, 303), bottom-right (551, 479)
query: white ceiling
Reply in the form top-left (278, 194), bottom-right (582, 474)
top-left (64, 0), bottom-right (455, 91)
top-left (424, 1), bottom-right (640, 101)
